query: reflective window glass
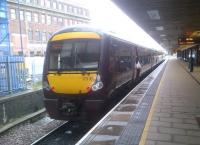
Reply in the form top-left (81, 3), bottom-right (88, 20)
top-left (10, 9), bottom-right (16, 20)
top-left (26, 11), bottom-right (32, 22)
top-left (34, 13), bottom-right (38, 23)
top-left (19, 11), bottom-right (24, 20)
top-left (41, 14), bottom-right (45, 24)
top-left (47, 15), bottom-right (51, 25)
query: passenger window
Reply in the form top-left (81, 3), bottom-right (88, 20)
top-left (115, 43), bottom-right (132, 72)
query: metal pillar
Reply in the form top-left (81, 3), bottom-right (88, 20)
top-left (17, 0), bottom-right (24, 56)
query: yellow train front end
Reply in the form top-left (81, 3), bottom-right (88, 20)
top-left (47, 71), bottom-right (97, 94)
top-left (43, 29), bottom-right (104, 120)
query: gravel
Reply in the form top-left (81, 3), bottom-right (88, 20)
top-left (0, 115), bottom-right (65, 145)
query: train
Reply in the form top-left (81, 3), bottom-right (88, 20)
top-left (42, 26), bottom-right (164, 120)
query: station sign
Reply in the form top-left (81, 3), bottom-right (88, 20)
top-left (178, 37), bottom-right (194, 45)
top-left (191, 31), bottom-right (200, 43)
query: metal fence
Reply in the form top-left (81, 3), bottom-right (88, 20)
top-left (0, 56), bottom-right (26, 96)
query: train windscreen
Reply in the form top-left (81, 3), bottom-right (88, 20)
top-left (48, 40), bottom-right (100, 71)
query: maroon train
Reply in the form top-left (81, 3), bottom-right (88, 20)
top-left (42, 26), bottom-right (164, 120)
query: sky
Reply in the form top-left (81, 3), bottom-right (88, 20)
top-left (72, 0), bottom-right (167, 53)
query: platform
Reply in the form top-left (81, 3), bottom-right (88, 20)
top-left (140, 58), bottom-right (200, 145)
top-left (179, 60), bottom-right (200, 84)
top-left (76, 58), bottom-right (200, 145)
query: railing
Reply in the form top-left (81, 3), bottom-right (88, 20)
top-left (0, 56), bottom-right (26, 96)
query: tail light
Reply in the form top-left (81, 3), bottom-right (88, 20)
top-left (42, 75), bottom-right (51, 91)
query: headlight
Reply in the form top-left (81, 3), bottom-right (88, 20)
top-left (91, 74), bottom-right (103, 91)
top-left (96, 82), bottom-right (103, 89)
top-left (92, 84), bottom-right (98, 91)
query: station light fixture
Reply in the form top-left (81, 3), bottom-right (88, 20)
top-left (186, 38), bottom-right (193, 41)
top-left (156, 26), bottom-right (164, 31)
top-left (160, 34), bottom-right (166, 37)
top-left (147, 10), bottom-right (160, 20)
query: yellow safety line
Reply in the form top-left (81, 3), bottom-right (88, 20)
top-left (139, 64), bottom-right (167, 145)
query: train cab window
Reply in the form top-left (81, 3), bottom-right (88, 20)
top-left (48, 40), bottom-right (100, 71)
top-left (60, 43), bottom-right (73, 69)
top-left (75, 41), bottom-right (100, 69)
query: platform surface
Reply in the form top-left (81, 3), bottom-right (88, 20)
top-left (141, 58), bottom-right (200, 145)
top-left (179, 60), bottom-right (200, 84)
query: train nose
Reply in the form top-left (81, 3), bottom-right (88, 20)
top-left (47, 72), bottom-right (97, 94)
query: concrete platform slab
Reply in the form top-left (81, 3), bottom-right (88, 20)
top-left (140, 58), bottom-right (200, 145)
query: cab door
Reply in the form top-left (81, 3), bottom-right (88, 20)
top-left (131, 46), bottom-right (137, 81)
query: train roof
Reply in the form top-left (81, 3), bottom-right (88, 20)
top-left (52, 25), bottom-right (163, 53)
top-left (53, 25), bottom-right (104, 36)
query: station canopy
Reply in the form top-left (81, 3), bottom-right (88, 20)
top-left (112, 0), bottom-right (200, 52)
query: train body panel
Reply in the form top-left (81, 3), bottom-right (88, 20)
top-left (42, 26), bottom-right (164, 120)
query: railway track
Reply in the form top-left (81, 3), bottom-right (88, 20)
top-left (31, 121), bottom-right (67, 145)
top-left (31, 120), bottom-right (96, 145)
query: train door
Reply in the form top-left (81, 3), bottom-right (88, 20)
top-left (131, 46), bottom-right (137, 81)
top-left (108, 39), bottom-right (117, 90)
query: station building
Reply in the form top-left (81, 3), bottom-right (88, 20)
top-left (7, 0), bottom-right (90, 56)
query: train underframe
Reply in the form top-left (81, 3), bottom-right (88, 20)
top-left (43, 91), bottom-right (107, 120)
